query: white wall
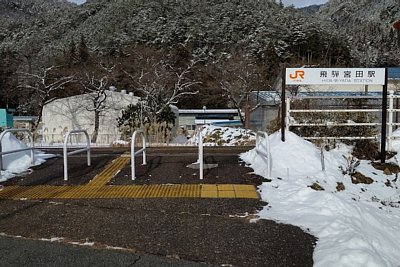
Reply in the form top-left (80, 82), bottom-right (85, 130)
top-left (41, 90), bottom-right (139, 144)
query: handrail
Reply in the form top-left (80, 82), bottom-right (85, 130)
top-left (0, 129), bottom-right (35, 179)
top-left (63, 130), bottom-right (91, 181)
top-left (131, 129), bottom-right (147, 180)
top-left (255, 131), bottom-right (272, 178)
top-left (198, 130), bottom-right (204, 180)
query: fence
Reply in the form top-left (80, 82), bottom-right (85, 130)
top-left (285, 91), bottom-right (400, 151)
top-left (35, 133), bottom-right (182, 147)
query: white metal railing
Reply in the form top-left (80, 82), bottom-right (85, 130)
top-left (198, 130), bottom-right (204, 180)
top-left (63, 130), bottom-right (91, 181)
top-left (255, 131), bottom-right (272, 178)
top-left (0, 129), bottom-right (35, 179)
top-left (131, 129), bottom-right (147, 180)
top-left (286, 91), bottom-right (400, 150)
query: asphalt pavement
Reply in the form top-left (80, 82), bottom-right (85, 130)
top-left (0, 147), bottom-right (316, 266)
top-left (0, 235), bottom-right (211, 267)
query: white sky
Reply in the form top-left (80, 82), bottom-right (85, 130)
top-left (281, 0), bottom-right (329, 8)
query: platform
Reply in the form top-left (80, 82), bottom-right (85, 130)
top-left (0, 152), bottom-right (258, 200)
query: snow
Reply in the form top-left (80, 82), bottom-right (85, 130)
top-left (2, 126), bottom-right (400, 266)
top-left (0, 132), bottom-right (54, 182)
top-left (241, 130), bottom-right (400, 267)
top-left (187, 125), bottom-right (256, 146)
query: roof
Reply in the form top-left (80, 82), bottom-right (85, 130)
top-left (179, 109), bottom-right (239, 114)
top-left (250, 91), bottom-right (281, 105)
top-left (211, 120), bottom-right (242, 127)
top-left (14, 116), bottom-right (37, 122)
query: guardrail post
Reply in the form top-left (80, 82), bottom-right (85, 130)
top-left (256, 131), bottom-right (272, 178)
top-left (131, 129), bottom-right (147, 180)
top-left (286, 98), bottom-right (291, 131)
top-left (198, 130), bottom-right (204, 180)
top-left (63, 130), bottom-right (91, 181)
top-left (388, 90), bottom-right (394, 151)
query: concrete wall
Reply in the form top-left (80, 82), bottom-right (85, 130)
top-left (41, 91), bottom-right (139, 144)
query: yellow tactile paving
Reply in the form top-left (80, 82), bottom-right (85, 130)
top-left (88, 157), bottom-right (130, 187)
top-left (0, 154), bottom-right (258, 200)
top-left (0, 184), bottom-right (258, 199)
top-left (201, 190), bottom-right (218, 198)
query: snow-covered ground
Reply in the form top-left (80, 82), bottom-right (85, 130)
top-left (0, 133), bottom-right (54, 182)
top-left (241, 130), bottom-right (400, 267)
top-left (187, 125), bottom-right (256, 146)
top-left (2, 125), bottom-right (400, 266)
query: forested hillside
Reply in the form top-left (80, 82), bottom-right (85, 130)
top-left (1, 0), bottom-right (394, 118)
top-left (317, 0), bottom-right (400, 66)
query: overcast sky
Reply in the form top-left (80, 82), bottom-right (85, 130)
top-left (281, 0), bottom-right (329, 8)
top-left (69, 0), bottom-right (329, 8)
top-left (69, 0), bottom-right (85, 4)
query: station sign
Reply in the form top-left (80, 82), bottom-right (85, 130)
top-left (286, 68), bottom-right (386, 85)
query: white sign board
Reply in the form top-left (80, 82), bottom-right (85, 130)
top-left (286, 68), bottom-right (386, 85)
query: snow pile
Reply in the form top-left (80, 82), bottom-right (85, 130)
top-left (187, 125), bottom-right (256, 146)
top-left (241, 131), bottom-right (400, 267)
top-left (111, 140), bottom-right (129, 147)
top-left (0, 132), bottom-right (54, 182)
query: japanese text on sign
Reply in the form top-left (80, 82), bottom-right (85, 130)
top-left (286, 68), bottom-right (386, 85)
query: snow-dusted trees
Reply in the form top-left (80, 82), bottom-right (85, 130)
top-left (0, 48), bottom-right (19, 109)
top-left (18, 66), bottom-right (74, 131)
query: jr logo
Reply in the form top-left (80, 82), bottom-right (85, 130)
top-left (289, 70), bottom-right (305, 80)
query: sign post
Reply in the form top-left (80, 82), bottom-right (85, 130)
top-left (282, 67), bottom-right (387, 161)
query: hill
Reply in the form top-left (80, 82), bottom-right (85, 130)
top-left (317, 0), bottom-right (400, 66)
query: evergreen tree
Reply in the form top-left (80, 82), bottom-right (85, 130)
top-left (78, 35), bottom-right (90, 63)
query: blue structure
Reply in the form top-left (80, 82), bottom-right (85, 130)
top-left (0, 109), bottom-right (13, 128)
top-left (388, 67), bottom-right (400, 80)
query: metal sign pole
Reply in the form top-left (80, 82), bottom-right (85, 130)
top-left (281, 67), bottom-right (286, 142)
top-left (380, 68), bottom-right (388, 163)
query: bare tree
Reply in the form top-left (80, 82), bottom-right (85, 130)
top-left (78, 63), bottom-right (114, 143)
top-left (125, 59), bottom-right (200, 123)
top-left (19, 66), bottom-right (74, 131)
top-left (218, 52), bottom-right (265, 127)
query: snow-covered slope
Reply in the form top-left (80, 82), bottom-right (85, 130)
top-left (241, 131), bottom-right (400, 267)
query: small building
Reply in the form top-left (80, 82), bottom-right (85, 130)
top-left (178, 109), bottom-right (241, 132)
top-left (13, 116), bottom-right (37, 130)
top-left (248, 91), bottom-right (280, 132)
top-left (41, 90), bottom-right (139, 144)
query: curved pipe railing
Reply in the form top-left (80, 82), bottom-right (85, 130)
top-left (0, 129), bottom-right (35, 179)
top-left (63, 130), bottom-right (91, 181)
top-left (256, 131), bottom-right (272, 178)
top-left (198, 130), bottom-right (204, 180)
top-left (131, 129), bottom-right (147, 180)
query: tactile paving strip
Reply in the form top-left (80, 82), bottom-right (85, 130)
top-left (0, 184), bottom-right (258, 200)
top-left (0, 153), bottom-right (258, 200)
top-left (88, 155), bottom-right (131, 187)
